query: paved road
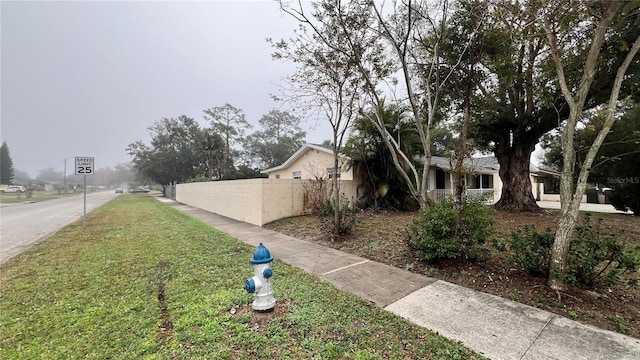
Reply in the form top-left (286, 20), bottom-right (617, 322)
top-left (0, 191), bottom-right (120, 264)
top-left (537, 200), bottom-right (632, 214)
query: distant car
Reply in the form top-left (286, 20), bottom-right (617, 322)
top-left (1, 185), bottom-right (26, 193)
top-left (129, 187), bottom-right (150, 193)
top-left (115, 188), bottom-right (124, 193)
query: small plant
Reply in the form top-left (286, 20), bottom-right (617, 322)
top-left (507, 292), bottom-right (518, 301)
top-left (607, 315), bottom-right (629, 334)
top-left (324, 342), bottom-right (340, 359)
top-left (529, 296), bottom-right (546, 308)
top-left (477, 271), bottom-right (486, 278)
top-left (425, 267), bottom-right (439, 277)
top-left (579, 310), bottom-right (594, 318)
top-left (452, 272), bottom-right (460, 280)
top-left (568, 311), bottom-right (578, 320)
top-left (404, 263), bottom-right (415, 272)
top-left (406, 195), bottom-right (496, 262)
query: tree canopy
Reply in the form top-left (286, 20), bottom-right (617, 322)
top-left (245, 110), bottom-right (306, 169)
top-left (0, 142), bottom-right (15, 185)
top-left (127, 108), bottom-right (305, 185)
top-left (127, 116), bottom-right (206, 186)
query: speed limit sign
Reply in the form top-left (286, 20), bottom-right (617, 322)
top-left (75, 157), bottom-right (95, 175)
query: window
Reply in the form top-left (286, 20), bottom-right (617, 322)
top-left (327, 168), bottom-right (340, 179)
top-left (292, 171), bottom-right (302, 180)
top-left (481, 174), bottom-right (493, 188)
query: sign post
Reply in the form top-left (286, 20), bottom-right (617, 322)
top-left (75, 157), bottom-right (94, 228)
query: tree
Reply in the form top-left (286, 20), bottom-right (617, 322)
top-left (437, 0), bottom-right (491, 209)
top-left (127, 116), bottom-right (205, 186)
top-left (200, 129), bottom-right (225, 181)
top-left (279, 0), bottom-right (473, 209)
top-left (1, 142), bottom-right (15, 184)
top-left (273, 1), bottom-right (367, 239)
top-left (542, 0), bottom-right (640, 290)
top-left (245, 110), bottom-right (306, 169)
top-left (458, 0), bottom-right (566, 212)
top-left (346, 102), bottom-right (422, 210)
top-left (203, 103), bottom-right (252, 177)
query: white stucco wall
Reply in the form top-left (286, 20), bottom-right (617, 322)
top-left (176, 179), bottom-right (359, 226)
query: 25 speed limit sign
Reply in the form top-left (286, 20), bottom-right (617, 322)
top-left (75, 157), bottom-right (95, 175)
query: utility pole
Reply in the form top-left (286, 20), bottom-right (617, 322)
top-left (63, 158), bottom-right (67, 193)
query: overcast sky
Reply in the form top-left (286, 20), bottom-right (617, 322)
top-left (1, 0), bottom-right (332, 178)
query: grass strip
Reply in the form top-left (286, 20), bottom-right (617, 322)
top-left (0, 195), bottom-right (483, 359)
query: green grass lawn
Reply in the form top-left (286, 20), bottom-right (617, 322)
top-left (0, 195), bottom-right (482, 359)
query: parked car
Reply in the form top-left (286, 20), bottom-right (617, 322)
top-left (0, 185), bottom-right (26, 193)
top-left (129, 187), bottom-right (150, 193)
top-left (115, 188), bottom-right (124, 193)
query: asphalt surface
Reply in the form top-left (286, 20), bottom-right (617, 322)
top-left (0, 191), bottom-right (120, 264)
top-left (157, 197), bottom-right (640, 360)
top-left (536, 200), bottom-right (633, 214)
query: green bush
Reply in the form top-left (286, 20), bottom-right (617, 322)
top-left (406, 195), bottom-right (496, 261)
top-left (609, 183), bottom-right (640, 216)
top-left (506, 214), bottom-right (640, 289)
top-left (565, 215), bottom-right (640, 288)
top-left (507, 226), bottom-right (554, 276)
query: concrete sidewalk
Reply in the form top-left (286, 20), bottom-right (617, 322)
top-left (157, 197), bottom-right (640, 360)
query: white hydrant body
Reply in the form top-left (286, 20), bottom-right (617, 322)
top-left (244, 243), bottom-right (275, 311)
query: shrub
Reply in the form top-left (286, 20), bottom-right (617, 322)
top-left (406, 195), bottom-right (496, 261)
top-left (507, 226), bottom-right (554, 276)
top-left (506, 214), bottom-right (640, 289)
top-left (564, 215), bottom-right (640, 288)
top-left (317, 194), bottom-right (357, 238)
top-left (609, 183), bottom-right (640, 216)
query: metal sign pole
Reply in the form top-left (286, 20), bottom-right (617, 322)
top-left (75, 156), bottom-right (94, 229)
top-left (83, 174), bottom-right (87, 228)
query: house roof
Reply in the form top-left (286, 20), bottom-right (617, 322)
top-left (530, 165), bottom-right (561, 177)
top-left (430, 156), bottom-right (499, 174)
top-left (430, 156), bottom-right (559, 177)
top-left (261, 143), bottom-right (347, 174)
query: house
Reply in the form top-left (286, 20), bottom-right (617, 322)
top-left (530, 165), bottom-right (561, 201)
top-left (427, 156), bottom-right (500, 203)
top-left (262, 143), bottom-right (560, 206)
top-left (428, 156), bottom-right (562, 203)
top-left (175, 145), bottom-right (561, 226)
top-left (261, 143), bottom-right (355, 180)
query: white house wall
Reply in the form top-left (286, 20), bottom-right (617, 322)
top-left (268, 148), bottom-right (353, 181)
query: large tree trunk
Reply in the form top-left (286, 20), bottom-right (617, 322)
top-left (494, 141), bottom-right (541, 212)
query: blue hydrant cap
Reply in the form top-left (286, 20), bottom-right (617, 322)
top-left (250, 243), bottom-right (273, 264)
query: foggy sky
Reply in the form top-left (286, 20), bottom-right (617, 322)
top-left (1, 0), bottom-right (331, 178)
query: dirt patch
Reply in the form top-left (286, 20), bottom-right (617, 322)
top-left (264, 210), bottom-right (640, 338)
top-left (156, 261), bottom-right (174, 340)
top-left (238, 299), bottom-right (292, 331)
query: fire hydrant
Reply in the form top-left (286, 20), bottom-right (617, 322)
top-left (243, 243), bottom-right (276, 311)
